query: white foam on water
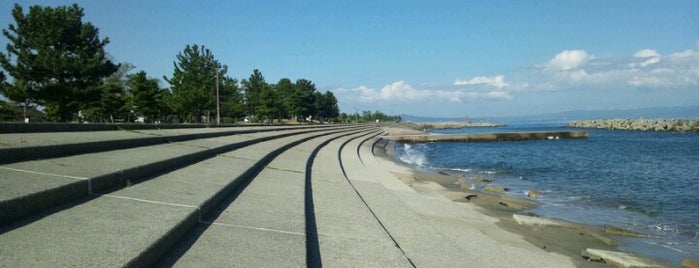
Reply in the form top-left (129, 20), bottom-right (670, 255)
top-left (398, 143), bottom-right (428, 167)
top-left (447, 168), bottom-right (473, 173)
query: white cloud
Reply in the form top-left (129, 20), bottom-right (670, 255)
top-left (633, 49), bottom-right (660, 58)
top-left (335, 45), bottom-right (698, 112)
top-left (627, 49), bottom-right (699, 88)
top-left (434, 90), bottom-right (465, 102)
top-left (454, 75), bottom-right (509, 88)
top-left (333, 81), bottom-right (466, 103)
top-left (378, 81), bottom-right (430, 102)
top-left (537, 46), bottom-right (698, 89)
top-left (484, 91), bottom-right (513, 100)
top-left (546, 50), bottom-right (591, 71)
top-left (332, 80), bottom-right (518, 104)
top-left (355, 86), bottom-right (376, 102)
top-left (667, 49), bottom-right (699, 61)
top-left (631, 49), bottom-right (661, 68)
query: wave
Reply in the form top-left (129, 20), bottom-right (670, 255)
top-left (397, 143), bottom-right (428, 167)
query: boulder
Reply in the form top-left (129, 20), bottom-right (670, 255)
top-left (581, 250), bottom-right (606, 263)
top-left (584, 249), bottom-right (665, 268)
top-left (527, 189), bottom-right (541, 198)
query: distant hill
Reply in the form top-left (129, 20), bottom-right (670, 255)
top-left (401, 114), bottom-right (466, 123)
top-left (403, 105), bottom-right (699, 124)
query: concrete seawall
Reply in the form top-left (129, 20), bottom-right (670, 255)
top-left (383, 131), bottom-right (588, 143)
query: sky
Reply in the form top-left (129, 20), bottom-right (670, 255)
top-left (1, 0), bottom-right (698, 118)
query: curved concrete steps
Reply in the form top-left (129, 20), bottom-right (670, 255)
top-left (0, 125), bottom-right (376, 267)
top-left (0, 125), bottom-right (328, 164)
top-left (0, 125), bottom-right (354, 225)
top-left (158, 129), bottom-right (383, 267)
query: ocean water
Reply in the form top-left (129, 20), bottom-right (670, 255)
top-left (392, 124), bottom-right (699, 264)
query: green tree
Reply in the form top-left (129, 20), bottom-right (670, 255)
top-left (0, 71), bottom-right (33, 120)
top-left (0, 3), bottom-right (118, 121)
top-left (0, 72), bottom-right (14, 120)
top-left (164, 44), bottom-right (222, 123)
top-left (293, 79), bottom-right (317, 121)
top-left (274, 78), bottom-right (294, 119)
top-left (81, 63), bottom-right (133, 122)
top-left (220, 76), bottom-right (245, 122)
top-left (255, 84), bottom-right (284, 123)
top-left (241, 69), bottom-right (266, 120)
top-left (101, 63), bottom-right (133, 122)
top-left (0, 99), bottom-right (14, 121)
top-left (128, 71), bottom-right (162, 123)
top-left (315, 91), bottom-right (339, 122)
top-left (99, 81), bottom-right (128, 122)
top-left (336, 112), bottom-right (350, 123)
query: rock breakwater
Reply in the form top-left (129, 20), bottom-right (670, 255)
top-left (569, 118), bottom-right (699, 132)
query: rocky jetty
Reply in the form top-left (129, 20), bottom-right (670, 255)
top-left (569, 118), bottom-right (699, 132)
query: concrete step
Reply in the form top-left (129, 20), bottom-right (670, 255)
top-left (158, 128), bottom-right (380, 267)
top-left (0, 126), bottom-right (356, 226)
top-left (0, 126), bottom-right (374, 267)
top-left (312, 130), bottom-right (414, 267)
top-left (0, 125), bottom-right (330, 164)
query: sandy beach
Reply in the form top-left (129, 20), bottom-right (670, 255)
top-left (376, 125), bottom-right (673, 268)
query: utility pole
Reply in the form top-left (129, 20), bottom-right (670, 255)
top-left (354, 107), bottom-right (358, 124)
top-left (215, 62), bottom-right (220, 125)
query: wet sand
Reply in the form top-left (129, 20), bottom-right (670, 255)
top-left (407, 170), bottom-right (613, 267)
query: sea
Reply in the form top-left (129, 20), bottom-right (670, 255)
top-left (392, 122), bottom-right (699, 264)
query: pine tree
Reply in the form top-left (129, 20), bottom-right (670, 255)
top-left (164, 44), bottom-right (221, 123)
top-left (128, 71), bottom-right (162, 123)
top-left (0, 3), bottom-right (117, 121)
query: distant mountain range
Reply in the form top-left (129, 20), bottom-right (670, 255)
top-left (402, 105), bottom-right (699, 124)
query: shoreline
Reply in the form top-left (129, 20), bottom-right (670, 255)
top-left (376, 127), bottom-right (676, 267)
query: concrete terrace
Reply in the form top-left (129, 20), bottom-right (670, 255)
top-left (0, 124), bottom-right (575, 267)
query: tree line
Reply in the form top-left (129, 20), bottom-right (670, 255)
top-left (0, 3), bottom-right (339, 123)
top-left (336, 110), bottom-right (402, 124)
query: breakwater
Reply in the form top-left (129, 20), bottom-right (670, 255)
top-left (568, 118), bottom-right (699, 132)
top-left (412, 122), bottom-right (504, 130)
top-left (384, 131), bottom-right (587, 143)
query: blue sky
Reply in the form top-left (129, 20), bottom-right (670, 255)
top-left (1, 0), bottom-right (698, 117)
